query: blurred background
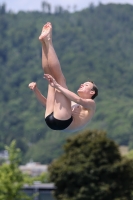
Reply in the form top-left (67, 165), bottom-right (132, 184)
top-left (0, 0), bottom-right (133, 178)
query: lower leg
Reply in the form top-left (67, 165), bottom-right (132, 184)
top-left (45, 40), bottom-right (65, 83)
top-left (41, 41), bottom-right (53, 75)
top-left (40, 22), bottom-right (66, 86)
top-left (39, 26), bottom-right (52, 75)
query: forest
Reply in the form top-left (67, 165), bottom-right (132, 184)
top-left (0, 2), bottom-right (133, 163)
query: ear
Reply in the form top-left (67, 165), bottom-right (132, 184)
top-left (90, 91), bottom-right (95, 95)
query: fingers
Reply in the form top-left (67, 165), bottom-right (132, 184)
top-left (43, 74), bottom-right (54, 82)
top-left (44, 74), bottom-right (52, 78)
top-left (43, 74), bottom-right (57, 88)
top-left (43, 74), bottom-right (50, 82)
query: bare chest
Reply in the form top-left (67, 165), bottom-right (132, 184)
top-left (72, 104), bottom-right (88, 116)
top-left (65, 104), bottom-right (95, 132)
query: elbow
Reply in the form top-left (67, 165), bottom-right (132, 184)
top-left (76, 97), bottom-right (82, 104)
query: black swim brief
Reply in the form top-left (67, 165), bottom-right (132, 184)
top-left (45, 112), bottom-right (73, 130)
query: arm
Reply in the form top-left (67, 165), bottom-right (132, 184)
top-left (28, 82), bottom-right (47, 107)
top-left (56, 84), bottom-right (95, 109)
top-left (44, 74), bottom-right (95, 110)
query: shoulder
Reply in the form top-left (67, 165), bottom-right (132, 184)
top-left (88, 99), bottom-right (95, 106)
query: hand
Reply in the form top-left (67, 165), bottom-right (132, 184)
top-left (28, 82), bottom-right (37, 91)
top-left (44, 74), bottom-right (58, 88)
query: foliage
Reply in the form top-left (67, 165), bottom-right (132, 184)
top-left (0, 4), bottom-right (133, 163)
top-left (0, 158), bottom-right (5, 165)
top-left (125, 149), bottom-right (133, 160)
top-left (0, 140), bottom-right (32, 200)
top-left (49, 130), bottom-right (133, 200)
top-left (30, 172), bottom-right (50, 183)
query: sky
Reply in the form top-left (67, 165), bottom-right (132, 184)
top-left (0, 0), bottom-right (133, 13)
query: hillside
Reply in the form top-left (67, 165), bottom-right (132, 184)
top-left (0, 3), bottom-right (133, 163)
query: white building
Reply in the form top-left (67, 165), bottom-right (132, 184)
top-left (19, 161), bottom-right (48, 176)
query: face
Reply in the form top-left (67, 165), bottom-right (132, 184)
top-left (77, 81), bottom-right (94, 98)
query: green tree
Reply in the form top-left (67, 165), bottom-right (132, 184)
top-left (49, 130), bottom-right (133, 200)
top-left (41, 1), bottom-right (51, 13)
top-left (0, 140), bottom-right (31, 200)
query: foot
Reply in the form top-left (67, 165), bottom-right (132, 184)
top-left (39, 22), bottom-right (52, 42)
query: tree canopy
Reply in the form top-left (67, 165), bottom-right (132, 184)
top-left (49, 130), bottom-right (133, 200)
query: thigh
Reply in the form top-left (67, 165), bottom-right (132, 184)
top-left (54, 76), bottom-right (72, 120)
top-left (53, 89), bottom-right (72, 120)
top-left (50, 62), bottom-right (67, 89)
top-left (45, 85), bottom-right (55, 118)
